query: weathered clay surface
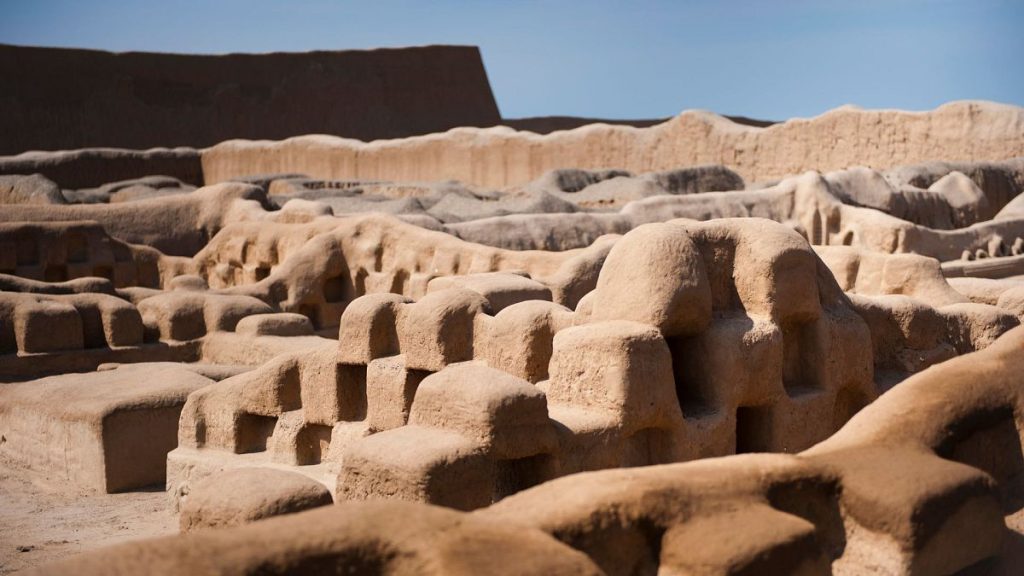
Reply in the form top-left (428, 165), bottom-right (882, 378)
top-left (0, 363), bottom-right (218, 492)
top-left (2, 98), bottom-right (1024, 576)
top-left (200, 101), bottom-right (1024, 187)
top-left (178, 468), bottom-right (333, 532)
top-left (24, 329), bottom-right (1024, 575)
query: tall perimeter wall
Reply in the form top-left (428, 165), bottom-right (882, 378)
top-left (0, 43), bottom-right (501, 155)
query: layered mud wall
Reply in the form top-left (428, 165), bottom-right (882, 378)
top-left (202, 101), bottom-right (1024, 187)
top-left (0, 43), bottom-right (501, 155)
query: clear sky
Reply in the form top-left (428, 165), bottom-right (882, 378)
top-left (1, 0), bottom-right (1021, 121)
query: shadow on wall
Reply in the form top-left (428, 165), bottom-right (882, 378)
top-left (0, 43), bottom-right (502, 154)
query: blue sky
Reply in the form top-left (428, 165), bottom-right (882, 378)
top-left (1, 0), bottom-right (1021, 120)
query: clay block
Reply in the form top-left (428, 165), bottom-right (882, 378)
top-left (138, 293), bottom-right (206, 341)
top-left (14, 299), bottom-right (84, 353)
top-left (427, 272), bottom-right (552, 312)
top-left (339, 426), bottom-right (492, 510)
top-left (263, 410), bottom-right (334, 466)
top-left (590, 222), bottom-right (712, 336)
top-left (399, 289), bottom-right (488, 371)
top-left (0, 363), bottom-right (213, 492)
top-left (235, 312), bottom-right (314, 337)
top-left (337, 294), bottom-right (409, 364)
top-left (409, 363), bottom-right (557, 459)
top-left (366, 355), bottom-right (426, 432)
top-left (138, 292), bottom-right (273, 341)
top-left (480, 300), bottom-right (573, 383)
top-left (547, 320), bottom-right (681, 431)
top-left (179, 468), bottom-right (332, 532)
top-left (202, 294), bottom-right (274, 332)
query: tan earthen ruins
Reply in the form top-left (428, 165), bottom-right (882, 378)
top-left (1, 43), bottom-right (1024, 576)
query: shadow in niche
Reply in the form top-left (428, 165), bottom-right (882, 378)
top-left (831, 386), bottom-right (871, 432)
top-left (235, 414), bottom-right (278, 454)
top-left (294, 424), bottom-right (333, 465)
top-left (666, 320), bottom-right (754, 419)
top-left (781, 320), bottom-right (823, 397)
top-left (492, 453), bottom-right (554, 502)
top-left (44, 264), bottom-right (68, 282)
top-left (323, 275), bottom-right (348, 303)
top-left (93, 265), bottom-right (114, 281)
top-left (299, 303), bottom-right (320, 329)
top-left (16, 237), bottom-right (38, 265)
top-left (336, 364), bottom-right (368, 422)
top-left (735, 405), bottom-right (773, 454)
top-left (66, 232), bottom-right (88, 262)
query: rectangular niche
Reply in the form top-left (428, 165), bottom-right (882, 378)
top-left (235, 414), bottom-right (278, 454)
top-left (735, 405), bottom-right (774, 454)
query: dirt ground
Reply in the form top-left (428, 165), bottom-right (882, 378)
top-left (1, 450), bottom-right (1023, 574)
top-left (0, 453), bottom-right (175, 574)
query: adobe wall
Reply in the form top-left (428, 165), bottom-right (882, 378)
top-left (201, 101), bottom-right (1024, 187)
top-left (0, 43), bottom-right (501, 155)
